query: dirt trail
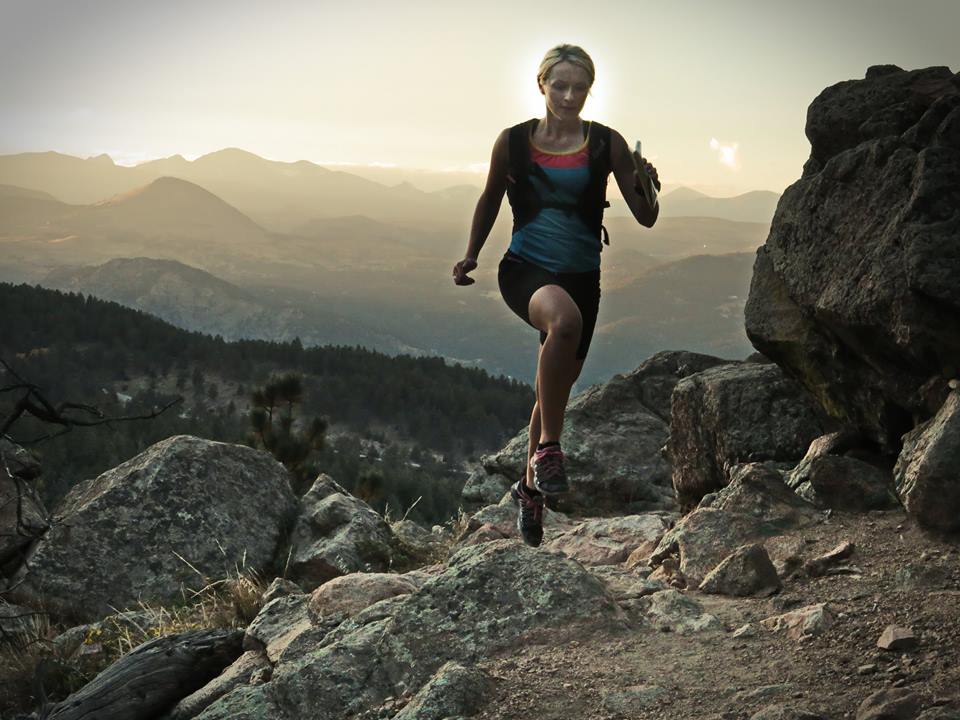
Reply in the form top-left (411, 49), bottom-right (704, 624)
top-left (474, 509), bottom-right (960, 719)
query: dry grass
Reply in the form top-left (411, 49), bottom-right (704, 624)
top-left (0, 565), bottom-right (267, 717)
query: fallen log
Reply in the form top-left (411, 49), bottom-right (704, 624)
top-left (45, 628), bottom-right (243, 720)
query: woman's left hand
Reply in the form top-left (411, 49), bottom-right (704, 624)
top-left (636, 158), bottom-right (661, 191)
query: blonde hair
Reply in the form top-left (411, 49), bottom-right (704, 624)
top-left (537, 44), bottom-right (595, 88)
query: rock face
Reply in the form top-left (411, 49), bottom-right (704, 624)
top-left (469, 350), bottom-right (730, 515)
top-left (195, 540), bottom-right (627, 720)
top-left (10, 435), bottom-right (298, 621)
top-left (0, 447), bottom-right (48, 572)
top-left (287, 475), bottom-right (394, 591)
top-left (894, 391), bottom-right (960, 531)
top-left (745, 65), bottom-right (960, 450)
top-left (669, 362), bottom-right (832, 507)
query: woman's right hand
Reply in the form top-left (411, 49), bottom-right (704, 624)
top-left (453, 257), bottom-right (478, 286)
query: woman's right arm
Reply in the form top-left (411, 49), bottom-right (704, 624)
top-left (453, 128), bottom-right (511, 285)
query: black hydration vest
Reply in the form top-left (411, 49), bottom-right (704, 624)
top-left (505, 118), bottom-right (613, 249)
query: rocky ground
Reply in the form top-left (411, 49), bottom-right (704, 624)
top-left (472, 509), bottom-right (960, 720)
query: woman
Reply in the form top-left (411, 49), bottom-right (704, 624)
top-left (452, 44), bottom-right (660, 547)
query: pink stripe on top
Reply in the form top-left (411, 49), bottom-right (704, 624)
top-left (531, 144), bottom-right (588, 169)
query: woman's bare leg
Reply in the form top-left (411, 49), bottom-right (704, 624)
top-left (527, 284), bottom-right (586, 452)
top-left (524, 355), bottom-right (585, 489)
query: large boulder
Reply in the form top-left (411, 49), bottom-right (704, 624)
top-left (287, 475), bottom-right (394, 591)
top-left (195, 540), bottom-right (628, 720)
top-left (471, 350), bottom-right (729, 515)
top-left (10, 435), bottom-right (298, 621)
top-left (669, 362), bottom-right (832, 507)
top-left (894, 391), bottom-right (960, 531)
top-left (745, 65), bottom-right (960, 450)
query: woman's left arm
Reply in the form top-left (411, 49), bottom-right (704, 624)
top-left (609, 129), bottom-right (659, 228)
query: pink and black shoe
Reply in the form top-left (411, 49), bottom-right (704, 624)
top-left (510, 479), bottom-right (545, 547)
top-left (531, 445), bottom-right (569, 495)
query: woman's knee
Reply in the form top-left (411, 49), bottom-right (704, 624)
top-left (546, 313), bottom-right (582, 344)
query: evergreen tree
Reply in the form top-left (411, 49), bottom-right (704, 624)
top-left (248, 372), bottom-right (326, 495)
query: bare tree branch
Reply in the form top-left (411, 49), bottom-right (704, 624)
top-left (1, 357), bottom-right (182, 444)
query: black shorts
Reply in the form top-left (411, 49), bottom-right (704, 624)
top-left (497, 250), bottom-right (601, 360)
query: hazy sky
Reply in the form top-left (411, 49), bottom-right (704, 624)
top-left (2, 0), bottom-right (958, 194)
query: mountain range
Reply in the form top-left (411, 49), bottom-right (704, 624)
top-left (1, 148), bottom-right (774, 385)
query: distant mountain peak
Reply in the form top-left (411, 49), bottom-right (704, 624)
top-left (662, 186), bottom-right (709, 200)
top-left (87, 153), bottom-right (116, 165)
top-left (94, 175), bottom-right (232, 209)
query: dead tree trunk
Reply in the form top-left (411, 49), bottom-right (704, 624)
top-left (44, 628), bottom-right (243, 720)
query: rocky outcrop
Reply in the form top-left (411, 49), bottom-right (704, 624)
top-left (287, 474), bottom-right (393, 591)
top-left (745, 65), bottom-right (960, 450)
top-left (10, 435), bottom-right (298, 621)
top-left (894, 391), bottom-right (960, 531)
top-left (669, 362), bottom-right (832, 507)
top-left (468, 350), bottom-right (729, 515)
top-left (194, 540), bottom-right (628, 719)
top-left (650, 464), bottom-right (820, 586)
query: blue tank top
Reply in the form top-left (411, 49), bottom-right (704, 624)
top-left (507, 127), bottom-right (600, 273)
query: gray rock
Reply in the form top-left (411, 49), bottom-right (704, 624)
top-left (288, 474), bottom-right (394, 591)
top-left (392, 661), bottom-right (492, 720)
top-left (460, 468), bottom-right (512, 511)
top-left (698, 543), bottom-right (781, 597)
top-left (474, 350), bottom-right (728, 515)
top-left (855, 688), bottom-right (922, 720)
top-left (669, 362), bottom-right (831, 507)
top-left (0, 461), bottom-right (48, 572)
top-left (198, 540), bottom-right (627, 720)
top-left (10, 436), bottom-right (298, 621)
top-left (260, 578), bottom-right (303, 605)
top-left (163, 650), bottom-right (271, 720)
top-left (631, 588), bottom-right (721, 634)
top-left (894, 392), bottom-right (960, 531)
top-left (761, 603), bottom-right (835, 642)
top-left (649, 507), bottom-right (784, 587)
top-left (711, 463), bottom-right (821, 530)
top-left (877, 625), bottom-right (918, 652)
top-left (389, 519), bottom-right (449, 568)
top-left (244, 594), bottom-right (311, 663)
top-left (307, 572), bottom-right (420, 626)
top-left (745, 66), bottom-right (960, 451)
top-left (545, 513), bottom-right (672, 566)
top-left (588, 565), bottom-right (665, 601)
top-left (789, 433), bottom-right (898, 511)
top-left (193, 684), bottom-right (283, 720)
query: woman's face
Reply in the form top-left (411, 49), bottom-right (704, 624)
top-left (539, 61), bottom-right (591, 120)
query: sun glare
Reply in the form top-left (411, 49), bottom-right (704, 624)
top-left (709, 138), bottom-right (740, 170)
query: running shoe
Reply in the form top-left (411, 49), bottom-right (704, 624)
top-left (510, 479), bottom-right (545, 547)
top-left (532, 445), bottom-right (569, 495)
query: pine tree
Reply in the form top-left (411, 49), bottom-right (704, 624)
top-left (248, 372), bottom-right (327, 494)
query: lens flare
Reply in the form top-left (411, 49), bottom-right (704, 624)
top-left (709, 138), bottom-right (740, 170)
